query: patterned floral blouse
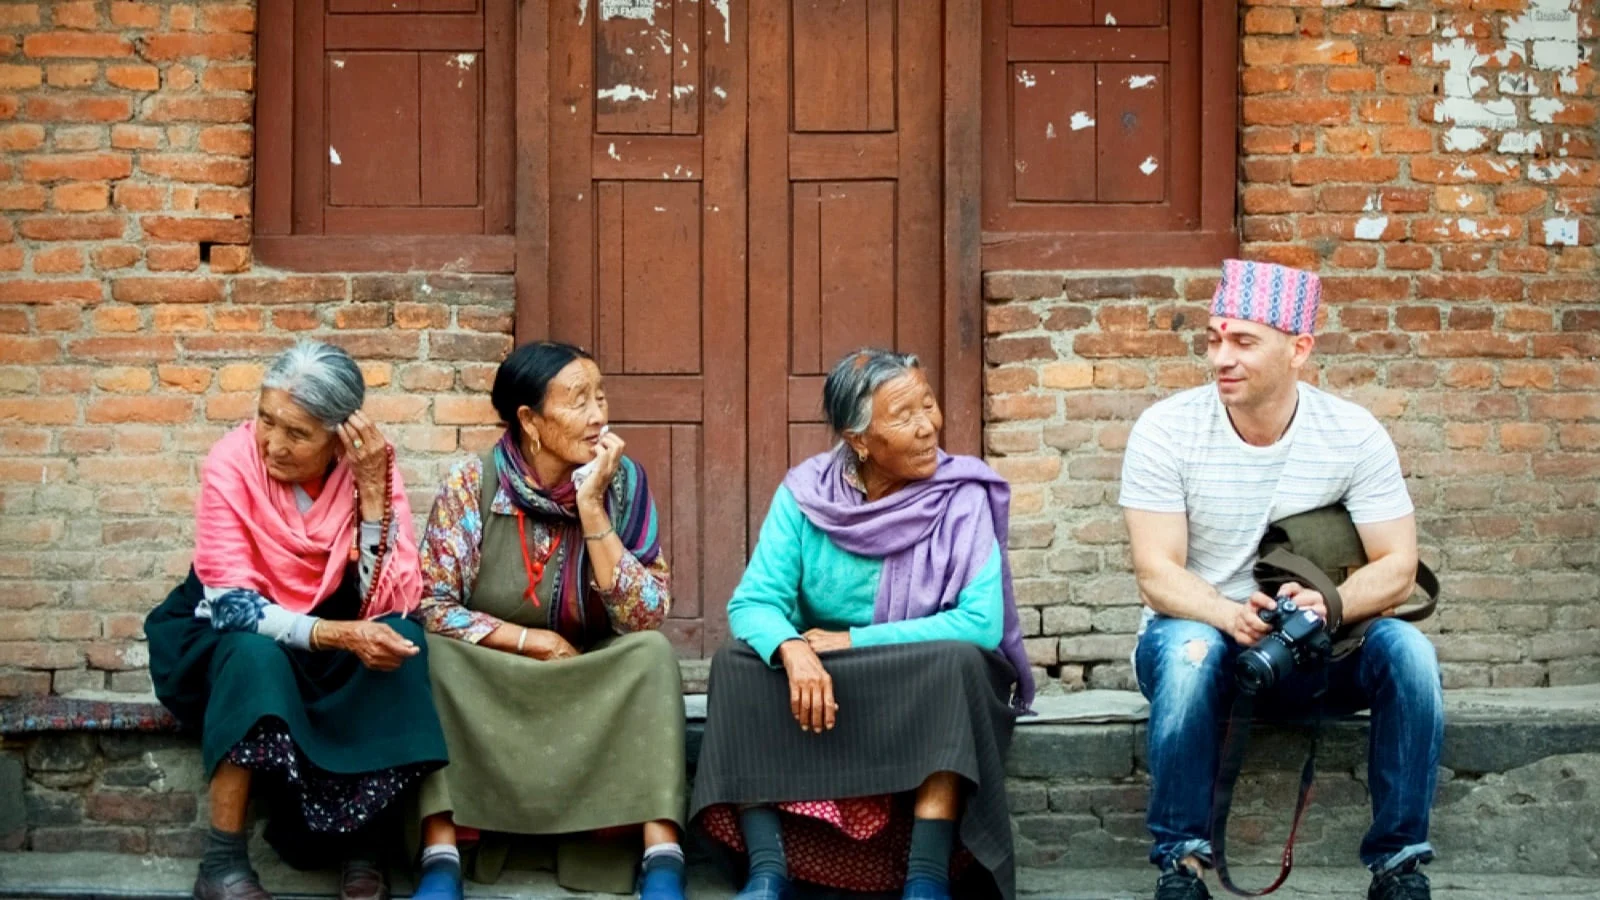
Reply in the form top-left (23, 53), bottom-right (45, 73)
top-left (418, 455), bottom-right (672, 643)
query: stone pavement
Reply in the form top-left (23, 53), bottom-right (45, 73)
top-left (1, 852), bottom-right (1599, 900)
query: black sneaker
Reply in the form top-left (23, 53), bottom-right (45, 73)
top-left (1154, 867), bottom-right (1211, 900)
top-left (1368, 863), bottom-right (1431, 900)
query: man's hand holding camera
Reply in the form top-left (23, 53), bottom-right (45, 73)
top-left (1275, 581), bottom-right (1328, 622)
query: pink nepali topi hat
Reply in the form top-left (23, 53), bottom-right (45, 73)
top-left (1210, 258), bottom-right (1322, 336)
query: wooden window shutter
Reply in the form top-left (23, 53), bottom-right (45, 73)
top-left (254, 0), bottom-right (515, 272)
top-left (980, 0), bottom-right (1239, 268)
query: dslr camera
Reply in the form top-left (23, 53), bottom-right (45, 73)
top-left (1235, 597), bottom-right (1332, 695)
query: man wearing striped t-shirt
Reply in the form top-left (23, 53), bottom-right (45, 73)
top-left (1119, 260), bottom-right (1443, 900)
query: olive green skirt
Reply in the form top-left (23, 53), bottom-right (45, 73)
top-left (417, 629), bottom-right (687, 892)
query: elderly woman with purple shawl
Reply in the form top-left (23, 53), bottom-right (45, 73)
top-left (691, 349), bottom-right (1035, 900)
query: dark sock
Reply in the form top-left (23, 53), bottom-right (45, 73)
top-left (739, 805), bottom-right (788, 880)
top-left (905, 817), bottom-right (955, 886)
top-left (199, 826), bottom-right (251, 880)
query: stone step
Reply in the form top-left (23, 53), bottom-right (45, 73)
top-left (4, 688), bottom-right (1600, 878)
top-left (2, 853), bottom-right (1599, 900)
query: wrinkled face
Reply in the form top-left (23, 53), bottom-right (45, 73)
top-left (521, 358), bottom-right (608, 467)
top-left (255, 388), bottom-right (339, 484)
top-left (1206, 316), bottom-right (1308, 410)
top-left (851, 368), bottom-right (944, 483)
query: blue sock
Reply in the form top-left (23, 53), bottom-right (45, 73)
top-left (639, 843), bottom-right (685, 900)
top-left (413, 844), bottom-right (462, 900)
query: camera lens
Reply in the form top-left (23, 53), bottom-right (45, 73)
top-left (1236, 635), bottom-right (1296, 695)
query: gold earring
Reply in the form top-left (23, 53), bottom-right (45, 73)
top-left (857, 448), bottom-right (867, 462)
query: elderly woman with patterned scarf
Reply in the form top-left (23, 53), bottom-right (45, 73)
top-left (411, 341), bottom-right (685, 900)
top-left (691, 348), bottom-right (1035, 900)
top-left (145, 341), bottom-right (447, 900)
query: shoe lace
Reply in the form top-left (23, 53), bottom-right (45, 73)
top-left (1374, 869), bottom-right (1430, 900)
top-left (1155, 870), bottom-right (1209, 900)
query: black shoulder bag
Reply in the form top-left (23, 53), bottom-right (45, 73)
top-left (1209, 504), bottom-right (1440, 896)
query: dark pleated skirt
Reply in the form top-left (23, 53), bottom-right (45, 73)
top-left (145, 569), bottom-right (449, 865)
top-left (689, 640), bottom-right (1020, 900)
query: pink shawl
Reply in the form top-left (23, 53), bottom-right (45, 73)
top-left (192, 421), bottom-right (421, 618)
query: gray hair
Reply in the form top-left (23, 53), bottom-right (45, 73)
top-left (822, 348), bottom-right (921, 439)
top-left (260, 340), bottom-right (366, 429)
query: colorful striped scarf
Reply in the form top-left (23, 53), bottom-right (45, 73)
top-left (492, 431), bottom-right (662, 648)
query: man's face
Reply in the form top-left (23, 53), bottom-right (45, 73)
top-left (1206, 316), bottom-right (1307, 409)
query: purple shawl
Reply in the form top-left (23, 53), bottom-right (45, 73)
top-left (783, 449), bottom-right (1037, 712)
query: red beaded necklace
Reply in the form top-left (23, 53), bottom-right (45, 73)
top-left (514, 508), bottom-right (561, 607)
top-left (349, 444), bottom-right (395, 616)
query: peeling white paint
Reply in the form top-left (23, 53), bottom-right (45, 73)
top-left (1104, 13), bottom-right (1116, 25)
top-left (1354, 216), bottom-right (1388, 240)
top-left (654, 29), bottom-right (673, 54)
top-left (1498, 72), bottom-right (1537, 96)
top-left (1530, 97), bottom-right (1567, 123)
top-left (712, 86), bottom-right (728, 100)
top-left (578, 0), bottom-right (588, 26)
top-left (711, 0), bottom-right (730, 44)
top-left (1070, 111), bottom-right (1095, 130)
top-left (598, 84), bottom-right (658, 102)
top-left (1533, 39), bottom-right (1580, 71)
top-left (600, 0), bottom-right (655, 24)
top-left (1443, 127), bottom-right (1486, 152)
top-left (1498, 131), bottom-right (1544, 154)
top-left (1016, 69), bottom-right (1037, 88)
top-left (1455, 193), bottom-right (1474, 209)
top-left (653, 205), bottom-right (666, 212)
top-left (1485, 158), bottom-right (1516, 176)
top-left (1542, 217), bottom-right (1580, 246)
top-left (332, 58), bottom-right (346, 69)
top-left (1045, 122), bottom-right (1056, 139)
top-left (1451, 162), bottom-right (1477, 180)
top-left (673, 84), bottom-right (696, 99)
top-left (1457, 218), bottom-right (1479, 236)
top-left (1139, 156), bottom-right (1159, 175)
top-left (1529, 160), bottom-right (1579, 182)
top-left (1558, 72), bottom-right (1582, 94)
top-left (626, 47), bottom-right (635, 55)
top-left (1015, 160), bottom-right (1028, 174)
top-left (607, 142), bottom-right (621, 160)
top-left (1431, 38), bottom-right (1519, 129)
top-left (1363, 194), bottom-right (1379, 212)
top-left (1126, 74), bottom-right (1157, 90)
top-left (329, 146), bottom-right (341, 166)
top-left (450, 53), bottom-right (476, 69)
top-left (569, 104), bottom-right (577, 114)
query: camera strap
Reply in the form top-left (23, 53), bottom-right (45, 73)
top-left (1208, 692), bottom-right (1323, 897)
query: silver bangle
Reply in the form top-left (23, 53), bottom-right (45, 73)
top-left (516, 627), bottom-right (528, 654)
top-left (583, 527), bottom-right (615, 542)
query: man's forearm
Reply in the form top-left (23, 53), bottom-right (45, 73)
top-left (1136, 560), bottom-right (1238, 629)
top-left (1336, 552), bottom-right (1419, 625)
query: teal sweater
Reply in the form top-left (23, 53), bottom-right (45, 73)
top-left (727, 485), bottom-right (1005, 665)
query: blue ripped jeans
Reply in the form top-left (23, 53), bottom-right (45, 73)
top-left (1135, 615), bottom-right (1444, 875)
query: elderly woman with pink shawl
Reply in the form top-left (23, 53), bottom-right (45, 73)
top-left (146, 341), bottom-right (447, 900)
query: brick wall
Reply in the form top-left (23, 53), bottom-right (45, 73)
top-left (0, 2), bottom-right (1597, 701)
top-left (0, 2), bottom-right (513, 698)
top-left (984, 2), bottom-right (1599, 692)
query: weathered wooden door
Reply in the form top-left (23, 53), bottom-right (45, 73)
top-left (536, 0), bottom-right (977, 654)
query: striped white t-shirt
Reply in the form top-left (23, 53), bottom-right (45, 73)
top-left (1119, 382), bottom-right (1414, 615)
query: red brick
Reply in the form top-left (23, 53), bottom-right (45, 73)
top-left (1440, 246), bottom-right (1491, 271)
top-left (93, 244), bottom-right (141, 269)
top-left (208, 244), bottom-right (251, 273)
top-left (1378, 126), bottom-right (1431, 153)
top-left (196, 187), bottom-right (250, 216)
top-left (1073, 333), bottom-right (1187, 358)
top-left (1534, 335), bottom-right (1600, 359)
top-left (0, 5), bottom-right (40, 27)
top-left (24, 95), bottom-right (131, 124)
top-left (0, 279), bottom-right (102, 304)
top-left (22, 152), bottom-right (132, 184)
top-left (1384, 245), bottom-right (1432, 269)
top-left (111, 277), bottom-right (223, 304)
top-left (50, 182), bottom-right (109, 212)
top-left (1418, 274), bottom-right (1523, 303)
top-left (1418, 333), bottom-right (1527, 359)
top-left (85, 396), bottom-right (194, 425)
top-left (67, 336), bottom-right (178, 362)
top-left (1243, 37), bottom-right (1359, 66)
top-left (0, 183), bottom-right (47, 211)
top-left (110, 124), bottom-right (162, 150)
top-left (86, 791), bottom-right (196, 824)
top-left (146, 95), bottom-right (253, 124)
top-left (52, 1), bottom-right (101, 27)
top-left (0, 337), bottom-right (62, 364)
top-left (153, 305), bottom-right (208, 332)
top-left (1242, 185), bottom-right (1313, 214)
top-left (158, 365), bottom-right (212, 393)
top-left (1530, 395), bottom-right (1600, 421)
top-left (457, 306), bottom-right (512, 333)
top-left (1243, 97), bottom-right (1350, 126)
top-left (0, 124), bottom-right (45, 151)
top-left (1531, 279), bottom-right (1599, 304)
top-left (113, 183), bottom-right (163, 211)
top-left (1500, 362), bottom-right (1556, 390)
top-left (0, 398), bottom-right (79, 424)
top-left (1242, 67), bottom-right (1294, 95)
top-left (0, 247), bottom-right (22, 271)
top-left (1243, 8), bottom-right (1296, 33)
top-left (1496, 186), bottom-right (1549, 215)
top-left (202, 63), bottom-right (254, 92)
top-left (1326, 69), bottom-right (1377, 92)
top-left (1503, 307), bottom-right (1551, 331)
top-left (1381, 66), bottom-right (1437, 94)
top-left (140, 215), bottom-right (250, 243)
top-left (46, 62), bottom-right (99, 87)
top-left (212, 307), bottom-right (263, 331)
top-left (183, 335), bottom-right (295, 360)
top-left (1320, 276), bottom-right (1411, 303)
top-left (138, 153), bottom-right (250, 185)
top-left (200, 5), bottom-right (255, 32)
top-left (32, 247), bottom-right (83, 274)
top-left (1291, 157), bottom-right (1401, 185)
top-left (271, 308), bottom-right (319, 331)
top-left (985, 394), bottom-right (1057, 423)
top-left (1330, 245), bottom-right (1378, 269)
top-left (145, 244), bottom-right (200, 272)
top-left (196, 126), bottom-right (251, 156)
top-left (1394, 306), bottom-right (1441, 331)
top-left (0, 64), bottom-right (42, 89)
top-left (110, 2), bottom-right (161, 28)
top-left (1412, 156), bottom-right (1522, 185)
top-left (1357, 98), bottom-right (1410, 124)
top-left (1242, 127), bottom-right (1299, 155)
top-left (139, 33), bottom-right (253, 60)
top-left (429, 332), bottom-right (513, 361)
top-left (105, 64), bottom-right (159, 90)
top-left (1412, 217), bottom-right (1523, 243)
top-left (23, 32), bottom-right (134, 58)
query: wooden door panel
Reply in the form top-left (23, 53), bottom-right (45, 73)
top-left (326, 53), bottom-right (421, 207)
top-left (749, 0), bottom-right (946, 540)
top-left (1011, 63), bottom-right (1096, 202)
top-left (419, 52), bottom-right (482, 206)
top-left (546, 0), bottom-right (745, 656)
